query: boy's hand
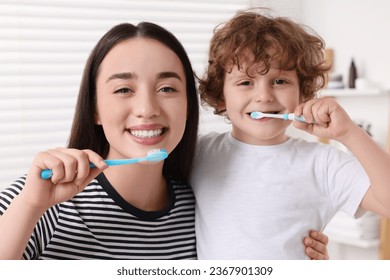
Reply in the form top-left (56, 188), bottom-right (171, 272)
top-left (21, 148), bottom-right (108, 211)
top-left (304, 230), bottom-right (329, 260)
top-left (293, 97), bottom-right (356, 142)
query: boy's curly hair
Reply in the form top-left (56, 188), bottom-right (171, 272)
top-left (198, 9), bottom-right (331, 115)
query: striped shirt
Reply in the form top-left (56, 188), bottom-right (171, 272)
top-left (0, 173), bottom-right (197, 260)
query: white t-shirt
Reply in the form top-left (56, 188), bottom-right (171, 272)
top-left (191, 132), bottom-right (370, 259)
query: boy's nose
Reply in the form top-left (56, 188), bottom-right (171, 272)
top-left (254, 86), bottom-right (274, 102)
top-left (132, 92), bottom-right (160, 118)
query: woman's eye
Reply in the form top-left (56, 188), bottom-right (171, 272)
top-left (114, 87), bottom-right (132, 94)
top-left (159, 86), bottom-right (177, 93)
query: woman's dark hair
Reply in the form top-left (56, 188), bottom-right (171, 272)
top-left (68, 22), bottom-right (199, 182)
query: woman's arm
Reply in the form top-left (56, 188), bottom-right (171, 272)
top-left (0, 148), bottom-right (107, 259)
top-left (304, 230), bottom-right (329, 260)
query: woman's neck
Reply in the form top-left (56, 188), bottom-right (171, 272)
top-left (102, 163), bottom-right (169, 211)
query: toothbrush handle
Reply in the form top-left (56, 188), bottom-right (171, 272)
top-left (40, 169), bottom-right (54, 180)
top-left (40, 164), bottom-right (99, 180)
top-left (286, 113), bottom-right (308, 123)
top-left (40, 158), bottom-right (142, 179)
top-left (99, 158), bottom-right (140, 166)
top-left (293, 114), bottom-right (307, 122)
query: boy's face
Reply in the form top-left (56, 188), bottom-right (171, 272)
top-left (222, 58), bottom-right (300, 145)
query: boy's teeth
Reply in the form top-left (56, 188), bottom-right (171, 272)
top-left (130, 128), bottom-right (163, 138)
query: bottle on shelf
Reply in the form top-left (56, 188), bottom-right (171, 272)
top-left (348, 58), bottom-right (357, 88)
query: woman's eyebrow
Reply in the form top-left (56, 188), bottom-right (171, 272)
top-left (157, 71), bottom-right (182, 81)
top-left (106, 71), bottom-right (182, 83)
top-left (106, 72), bottom-right (137, 83)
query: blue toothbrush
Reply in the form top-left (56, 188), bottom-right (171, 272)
top-left (250, 111), bottom-right (309, 123)
top-left (40, 148), bottom-right (168, 180)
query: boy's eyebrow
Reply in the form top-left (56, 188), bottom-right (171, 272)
top-left (106, 72), bottom-right (137, 83)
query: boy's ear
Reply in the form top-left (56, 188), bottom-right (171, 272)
top-left (216, 100), bottom-right (226, 111)
top-left (299, 94), bottom-right (308, 104)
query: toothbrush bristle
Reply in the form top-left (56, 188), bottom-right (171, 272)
top-left (250, 112), bottom-right (262, 119)
top-left (146, 149), bottom-right (168, 162)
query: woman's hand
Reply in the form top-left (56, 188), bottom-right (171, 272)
top-left (21, 148), bottom-right (108, 211)
top-left (304, 230), bottom-right (329, 260)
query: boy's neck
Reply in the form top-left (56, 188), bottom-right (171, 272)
top-left (231, 130), bottom-right (289, 146)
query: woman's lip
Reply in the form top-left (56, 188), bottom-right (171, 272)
top-left (128, 124), bottom-right (165, 130)
top-left (127, 129), bottom-right (166, 146)
top-left (126, 123), bottom-right (167, 146)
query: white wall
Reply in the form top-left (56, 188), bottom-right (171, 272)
top-left (301, 0), bottom-right (390, 90)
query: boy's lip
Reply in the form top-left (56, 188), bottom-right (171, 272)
top-left (247, 110), bottom-right (280, 116)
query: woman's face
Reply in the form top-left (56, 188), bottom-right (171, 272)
top-left (95, 38), bottom-right (188, 160)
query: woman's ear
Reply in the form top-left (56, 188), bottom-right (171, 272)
top-left (95, 112), bottom-right (102, 125)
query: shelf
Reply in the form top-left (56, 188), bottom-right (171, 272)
top-left (324, 212), bottom-right (381, 249)
top-left (324, 230), bottom-right (380, 249)
top-left (319, 88), bottom-right (385, 97)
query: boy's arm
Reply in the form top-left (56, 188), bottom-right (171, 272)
top-left (337, 124), bottom-right (390, 216)
top-left (294, 97), bottom-right (390, 217)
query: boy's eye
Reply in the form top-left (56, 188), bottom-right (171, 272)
top-left (238, 80), bottom-right (252, 86)
top-left (273, 79), bottom-right (288, 85)
top-left (114, 87), bottom-right (132, 94)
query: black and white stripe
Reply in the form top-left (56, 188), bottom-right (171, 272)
top-left (0, 174), bottom-right (197, 260)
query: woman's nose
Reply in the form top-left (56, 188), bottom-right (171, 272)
top-left (132, 91), bottom-right (160, 118)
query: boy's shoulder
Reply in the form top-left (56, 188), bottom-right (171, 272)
top-left (289, 137), bottom-right (334, 152)
top-left (289, 137), bottom-right (353, 163)
top-left (199, 131), bottom-right (226, 143)
top-left (289, 137), bottom-right (325, 148)
top-left (198, 131), bottom-right (228, 150)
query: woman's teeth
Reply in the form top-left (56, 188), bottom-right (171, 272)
top-left (130, 128), bottom-right (163, 138)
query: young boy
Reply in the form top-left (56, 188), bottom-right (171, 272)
top-left (192, 9), bottom-right (390, 259)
